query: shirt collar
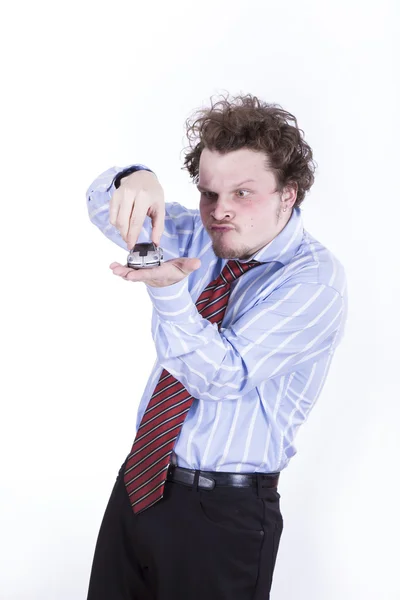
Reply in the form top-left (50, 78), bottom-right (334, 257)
top-left (242, 207), bottom-right (304, 266)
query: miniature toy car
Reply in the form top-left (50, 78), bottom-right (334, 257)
top-left (126, 242), bottom-right (164, 269)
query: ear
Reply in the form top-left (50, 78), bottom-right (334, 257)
top-left (282, 183), bottom-right (297, 208)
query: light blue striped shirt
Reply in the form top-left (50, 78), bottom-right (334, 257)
top-left (87, 165), bottom-right (348, 474)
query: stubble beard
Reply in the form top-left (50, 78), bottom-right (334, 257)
top-left (211, 239), bottom-right (255, 261)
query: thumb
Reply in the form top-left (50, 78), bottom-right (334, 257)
top-left (173, 258), bottom-right (201, 275)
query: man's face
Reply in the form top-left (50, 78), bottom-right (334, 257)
top-left (198, 147), bottom-right (295, 260)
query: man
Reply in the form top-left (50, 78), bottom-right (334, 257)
top-left (85, 94), bottom-right (347, 599)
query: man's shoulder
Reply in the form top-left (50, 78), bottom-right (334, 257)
top-left (283, 229), bottom-right (346, 297)
top-left (165, 202), bottom-right (200, 220)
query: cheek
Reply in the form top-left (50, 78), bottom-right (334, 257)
top-left (246, 201), bottom-right (274, 221)
top-left (199, 201), bottom-right (210, 220)
top-left (243, 205), bottom-right (272, 232)
top-left (241, 203), bottom-right (261, 224)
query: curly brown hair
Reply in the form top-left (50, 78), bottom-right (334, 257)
top-left (182, 93), bottom-right (316, 207)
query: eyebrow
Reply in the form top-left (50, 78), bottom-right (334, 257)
top-left (196, 179), bottom-right (256, 192)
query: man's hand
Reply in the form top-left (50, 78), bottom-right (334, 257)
top-left (109, 258), bottom-right (201, 288)
top-left (110, 170), bottom-right (165, 249)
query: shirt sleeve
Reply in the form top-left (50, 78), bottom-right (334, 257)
top-left (86, 164), bottom-right (199, 258)
top-left (145, 278), bottom-right (346, 401)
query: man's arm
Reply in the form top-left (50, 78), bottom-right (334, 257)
top-left (86, 164), bottom-right (199, 259)
top-left (145, 276), bottom-right (347, 401)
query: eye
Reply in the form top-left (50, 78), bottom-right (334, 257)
top-left (201, 191), bottom-right (217, 199)
top-left (236, 189), bottom-right (251, 198)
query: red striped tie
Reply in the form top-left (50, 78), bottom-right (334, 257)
top-left (124, 259), bottom-right (260, 514)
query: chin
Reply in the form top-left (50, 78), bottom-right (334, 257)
top-left (212, 244), bottom-right (234, 259)
top-left (214, 250), bottom-right (238, 259)
top-left (212, 242), bottom-right (252, 260)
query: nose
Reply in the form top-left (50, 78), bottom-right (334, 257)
top-left (211, 196), bottom-right (234, 221)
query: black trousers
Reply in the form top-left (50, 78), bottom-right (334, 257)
top-left (86, 462), bottom-right (284, 600)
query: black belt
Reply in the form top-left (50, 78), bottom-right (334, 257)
top-left (167, 465), bottom-right (280, 490)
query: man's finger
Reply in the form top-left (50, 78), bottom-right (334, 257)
top-left (109, 262), bottom-right (152, 283)
top-left (151, 209), bottom-right (165, 246)
top-left (115, 187), bottom-right (137, 244)
top-left (109, 190), bottom-right (120, 227)
top-left (126, 199), bottom-right (149, 250)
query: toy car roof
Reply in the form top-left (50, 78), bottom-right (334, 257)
top-left (130, 242), bottom-right (157, 255)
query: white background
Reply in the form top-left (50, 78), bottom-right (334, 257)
top-left (1, 0), bottom-right (399, 598)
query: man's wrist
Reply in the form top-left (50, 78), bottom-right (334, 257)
top-left (113, 165), bottom-right (154, 189)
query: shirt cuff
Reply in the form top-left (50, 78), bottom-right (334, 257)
top-left (146, 279), bottom-right (198, 322)
top-left (108, 164), bottom-right (154, 192)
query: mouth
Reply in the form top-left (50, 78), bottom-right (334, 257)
top-left (210, 226), bottom-right (235, 232)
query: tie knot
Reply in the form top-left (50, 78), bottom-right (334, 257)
top-left (220, 259), bottom-right (260, 285)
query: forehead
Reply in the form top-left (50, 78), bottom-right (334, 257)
top-left (198, 147), bottom-right (274, 187)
